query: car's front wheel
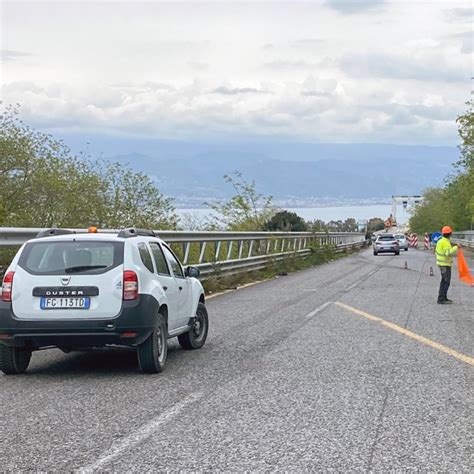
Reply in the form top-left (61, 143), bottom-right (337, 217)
top-left (0, 345), bottom-right (32, 375)
top-left (137, 313), bottom-right (168, 374)
top-left (178, 302), bottom-right (209, 350)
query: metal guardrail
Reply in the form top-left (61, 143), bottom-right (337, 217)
top-left (452, 231), bottom-right (474, 250)
top-left (0, 227), bottom-right (366, 279)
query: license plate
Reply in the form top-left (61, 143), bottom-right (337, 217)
top-left (40, 297), bottom-right (90, 310)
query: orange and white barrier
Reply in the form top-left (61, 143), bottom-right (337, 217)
top-left (424, 233), bottom-right (429, 250)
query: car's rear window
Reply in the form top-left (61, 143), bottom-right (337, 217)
top-left (18, 240), bottom-right (124, 275)
top-left (378, 236), bottom-right (395, 241)
top-left (394, 235), bottom-right (405, 239)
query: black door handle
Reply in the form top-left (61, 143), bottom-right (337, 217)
top-left (163, 286), bottom-right (168, 291)
top-left (179, 286), bottom-right (183, 291)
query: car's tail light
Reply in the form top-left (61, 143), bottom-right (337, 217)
top-left (2, 272), bottom-right (14, 302)
top-left (123, 270), bottom-right (138, 300)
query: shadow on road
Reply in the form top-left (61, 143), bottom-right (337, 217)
top-left (24, 341), bottom-right (183, 378)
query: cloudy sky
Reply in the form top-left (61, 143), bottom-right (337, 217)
top-left (1, 0), bottom-right (472, 145)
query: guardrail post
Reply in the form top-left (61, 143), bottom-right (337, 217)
top-left (248, 240), bottom-right (254, 258)
top-left (214, 241), bottom-right (222, 261)
top-left (198, 242), bottom-right (207, 264)
top-left (226, 241), bottom-right (233, 260)
top-left (238, 241), bottom-right (244, 259)
top-left (183, 242), bottom-right (190, 265)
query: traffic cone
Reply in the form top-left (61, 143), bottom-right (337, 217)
top-left (404, 261), bottom-right (408, 270)
top-left (430, 266), bottom-right (434, 276)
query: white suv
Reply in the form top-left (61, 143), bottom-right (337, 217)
top-left (0, 227), bottom-right (208, 374)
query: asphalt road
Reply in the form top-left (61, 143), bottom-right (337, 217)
top-left (1, 248), bottom-right (473, 472)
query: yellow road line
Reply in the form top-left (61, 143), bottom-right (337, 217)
top-left (334, 302), bottom-right (474, 367)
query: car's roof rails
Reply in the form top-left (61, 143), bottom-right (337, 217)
top-left (117, 228), bottom-right (156, 238)
top-left (36, 228), bottom-right (76, 239)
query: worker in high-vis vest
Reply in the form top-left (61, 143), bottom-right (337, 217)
top-left (435, 226), bottom-right (461, 304)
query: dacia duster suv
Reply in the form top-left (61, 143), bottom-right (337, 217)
top-left (0, 228), bottom-right (209, 374)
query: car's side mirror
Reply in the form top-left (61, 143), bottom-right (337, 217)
top-left (185, 266), bottom-right (200, 278)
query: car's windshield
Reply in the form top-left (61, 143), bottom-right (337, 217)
top-left (18, 240), bottom-right (124, 275)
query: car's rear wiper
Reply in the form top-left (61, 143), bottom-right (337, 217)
top-left (64, 265), bottom-right (107, 273)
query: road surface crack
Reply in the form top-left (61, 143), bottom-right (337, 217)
top-left (366, 388), bottom-right (390, 472)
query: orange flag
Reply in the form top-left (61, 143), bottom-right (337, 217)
top-left (458, 249), bottom-right (474, 286)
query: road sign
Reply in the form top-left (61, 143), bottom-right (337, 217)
top-left (431, 232), bottom-right (442, 244)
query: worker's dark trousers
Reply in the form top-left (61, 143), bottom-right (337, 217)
top-left (438, 266), bottom-right (452, 302)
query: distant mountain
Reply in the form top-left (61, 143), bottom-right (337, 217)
top-left (106, 150), bottom-right (457, 203)
top-left (59, 134), bottom-right (458, 204)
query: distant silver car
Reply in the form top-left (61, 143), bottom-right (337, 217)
top-left (373, 234), bottom-right (400, 256)
top-left (394, 233), bottom-right (409, 251)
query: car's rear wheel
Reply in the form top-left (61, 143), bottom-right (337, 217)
top-left (405, 248), bottom-right (408, 251)
top-left (373, 251), bottom-right (378, 256)
top-left (137, 313), bottom-right (167, 374)
top-left (395, 251), bottom-right (400, 255)
top-left (178, 302), bottom-right (209, 350)
top-left (0, 345), bottom-right (32, 375)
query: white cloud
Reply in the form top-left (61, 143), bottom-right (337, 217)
top-left (324, 0), bottom-right (386, 14)
top-left (442, 32), bottom-right (473, 54)
top-left (340, 50), bottom-right (470, 83)
top-left (444, 6), bottom-right (473, 23)
top-left (1, 0), bottom-right (471, 145)
top-left (211, 86), bottom-right (272, 95)
top-left (0, 49), bottom-right (31, 61)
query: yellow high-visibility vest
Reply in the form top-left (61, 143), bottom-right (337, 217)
top-left (435, 237), bottom-right (458, 267)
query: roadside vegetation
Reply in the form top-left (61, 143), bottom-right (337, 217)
top-left (410, 101), bottom-right (473, 234)
top-left (0, 105), bottom-right (177, 230)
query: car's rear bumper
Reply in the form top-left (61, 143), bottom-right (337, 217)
top-left (0, 295), bottom-right (159, 349)
top-left (375, 247), bottom-right (399, 253)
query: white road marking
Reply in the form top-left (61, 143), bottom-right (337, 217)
top-left (346, 280), bottom-right (360, 291)
top-left (305, 301), bottom-right (333, 319)
top-left (77, 391), bottom-right (203, 473)
top-left (206, 279), bottom-right (267, 299)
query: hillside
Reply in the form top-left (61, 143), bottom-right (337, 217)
top-left (61, 134), bottom-right (458, 205)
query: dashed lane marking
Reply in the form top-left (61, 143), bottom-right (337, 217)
top-left (305, 301), bottom-right (333, 319)
top-left (335, 302), bottom-right (474, 367)
top-left (346, 280), bottom-right (361, 291)
top-left (206, 279), bottom-right (267, 299)
top-left (77, 391), bottom-right (203, 472)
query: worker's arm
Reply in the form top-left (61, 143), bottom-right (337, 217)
top-left (446, 243), bottom-right (459, 255)
top-left (438, 240), bottom-right (458, 256)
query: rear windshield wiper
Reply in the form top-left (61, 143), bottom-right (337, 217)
top-left (64, 265), bottom-right (108, 273)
